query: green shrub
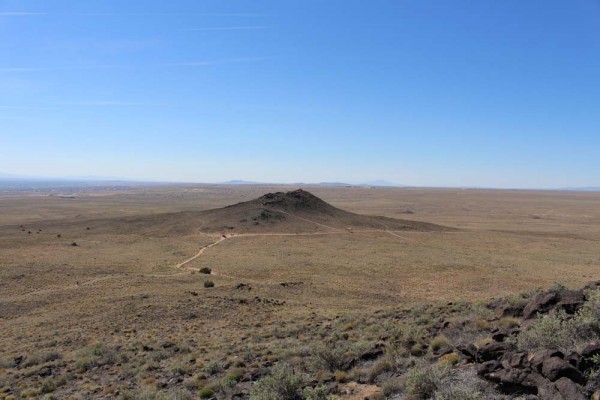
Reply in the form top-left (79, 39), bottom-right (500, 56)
top-left (514, 310), bottom-right (578, 353)
top-left (203, 360), bottom-right (223, 375)
top-left (573, 289), bottom-right (600, 337)
top-left (204, 280), bottom-right (215, 288)
top-left (381, 378), bottom-right (403, 397)
top-left (585, 354), bottom-right (600, 393)
top-left (311, 345), bottom-right (347, 372)
top-left (169, 390), bottom-right (193, 400)
top-left (40, 377), bottom-right (57, 394)
top-left (431, 369), bottom-right (505, 400)
top-left (366, 357), bottom-right (392, 383)
top-left (404, 363), bottom-right (445, 399)
top-left (303, 385), bottom-right (332, 400)
top-left (170, 363), bottom-right (188, 376)
top-left (430, 335), bottom-right (451, 352)
top-left (199, 267), bottom-right (212, 274)
top-left (249, 363), bottom-right (305, 400)
top-left (403, 364), bottom-right (504, 400)
top-left (515, 287), bottom-right (600, 353)
top-left (199, 387), bottom-right (214, 399)
top-left (73, 357), bottom-right (96, 373)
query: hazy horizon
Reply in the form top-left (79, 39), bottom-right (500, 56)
top-left (2, 0), bottom-right (599, 188)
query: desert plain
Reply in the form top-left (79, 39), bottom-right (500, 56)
top-left (1, 184), bottom-right (599, 399)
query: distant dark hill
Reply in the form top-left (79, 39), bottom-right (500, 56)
top-left (194, 189), bottom-right (448, 233)
top-left (10, 189), bottom-right (449, 237)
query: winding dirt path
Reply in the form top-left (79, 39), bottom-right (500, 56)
top-left (1, 210), bottom-right (414, 300)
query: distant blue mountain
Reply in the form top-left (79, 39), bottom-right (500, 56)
top-left (563, 187), bottom-right (600, 191)
top-left (359, 180), bottom-right (404, 187)
top-left (220, 180), bottom-right (266, 185)
top-left (316, 182), bottom-right (353, 187)
top-left (0, 171), bottom-right (27, 180)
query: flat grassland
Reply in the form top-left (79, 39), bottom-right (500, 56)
top-left (0, 185), bottom-right (599, 398)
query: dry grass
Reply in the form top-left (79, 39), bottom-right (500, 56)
top-left (0, 184), bottom-right (599, 397)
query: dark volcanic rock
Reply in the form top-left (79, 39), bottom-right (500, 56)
top-left (530, 349), bottom-right (565, 373)
top-left (523, 289), bottom-right (585, 319)
top-left (541, 357), bottom-right (583, 383)
top-left (523, 292), bottom-right (559, 319)
top-left (555, 377), bottom-right (586, 400)
top-left (477, 341), bottom-right (511, 362)
top-left (501, 352), bottom-right (529, 369)
top-left (497, 303), bottom-right (526, 318)
top-left (556, 290), bottom-right (586, 315)
top-left (487, 368), bottom-right (539, 395)
top-left (456, 344), bottom-right (477, 362)
top-left (477, 360), bottom-right (501, 376)
top-left (359, 344), bottom-right (385, 361)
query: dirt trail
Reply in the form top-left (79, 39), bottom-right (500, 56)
top-left (0, 275), bottom-right (121, 302)
top-left (175, 236), bottom-right (228, 269)
top-left (1, 211), bottom-right (414, 301)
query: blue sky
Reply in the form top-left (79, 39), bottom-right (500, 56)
top-left (1, 0), bottom-right (599, 187)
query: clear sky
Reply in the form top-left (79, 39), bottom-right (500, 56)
top-left (1, 0), bottom-right (599, 188)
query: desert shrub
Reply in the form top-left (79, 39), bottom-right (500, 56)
top-left (88, 342), bottom-right (118, 364)
top-left (73, 357), bottom-right (96, 373)
top-left (204, 280), bottom-right (215, 288)
top-left (169, 390), bottom-right (193, 400)
top-left (170, 363), bottom-right (188, 376)
top-left (333, 370), bottom-right (348, 383)
top-left (572, 289), bottom-right (600, 337)
top-left (149, 350), bottom-right (170, 362)
top-left (40, 377), bottom-right (57, 394)
top-left (438, 353), bottom-right (460, 366)
top-left (431, 369), bottom-right (505, 400)
top-left (472, 318), bottom-right (491, 330)
top-left (134, 388), bottom-right (169, 400)
top-left (312, 345), bottom-right (347, 372)
top-left (505, 293), bottom-right (531, 308)
top-left (471, 302), bottom-right (495, 320)
top-left (220, 374), bottom-right (238, 389)
top-left (249, 363), bottom-right (306, 400)
top-left (515, 288), bottom-right (600, 353)
top-left (23, 351), bottom-right (62, 368)
top-left (0, 357), bottom-right (16, 368)
top-left (73, 343), bottom-right (120, 373)
top-left (302, 385), bottom-right (332, 400)
top-left (585, 354), bottom-right (600, 393)
top-left (403, 363), bottom-right (446, 399)
top-left (550, 282), bottom-right (566, 293)
top-left (410, 343), bottom-right (425, 356)
top-left (403, 363), bottom-right (503, 400)
top-left (227, 367), bottom-right (246, 382)
top-left (348, 340), bottom-right (375, 355)
top-left (394, 324), bottom-right (427, 345)
top-left (199, 387), bottom-right (214, 399)
top-left (430, 335), bottom-right (451, 352)
top-left (444, 319), bottom-right (492, 349)
top-left (497, 317), bottom-right (520, 329)
top-left (284, 345), bottom-right (311, 357)
top-left (204, 360), bottom-right (223, 375)
top-left (381, 378), bottom-right (403, 397)
top-left (199, 267), bottom-right (212, 274)
top-left (366, 357), bottom-right (393, 383)
top-left (515, 311), bottom-right (578, 353)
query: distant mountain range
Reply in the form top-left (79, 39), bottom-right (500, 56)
top-left (220, 179), bottom-right (404, 187)
top-left (563, 187), bottom-right (600, 191)
top-left (2, 172), bottom-right (598, 190)
top-left (0, 172), bottom-right (125, 181)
